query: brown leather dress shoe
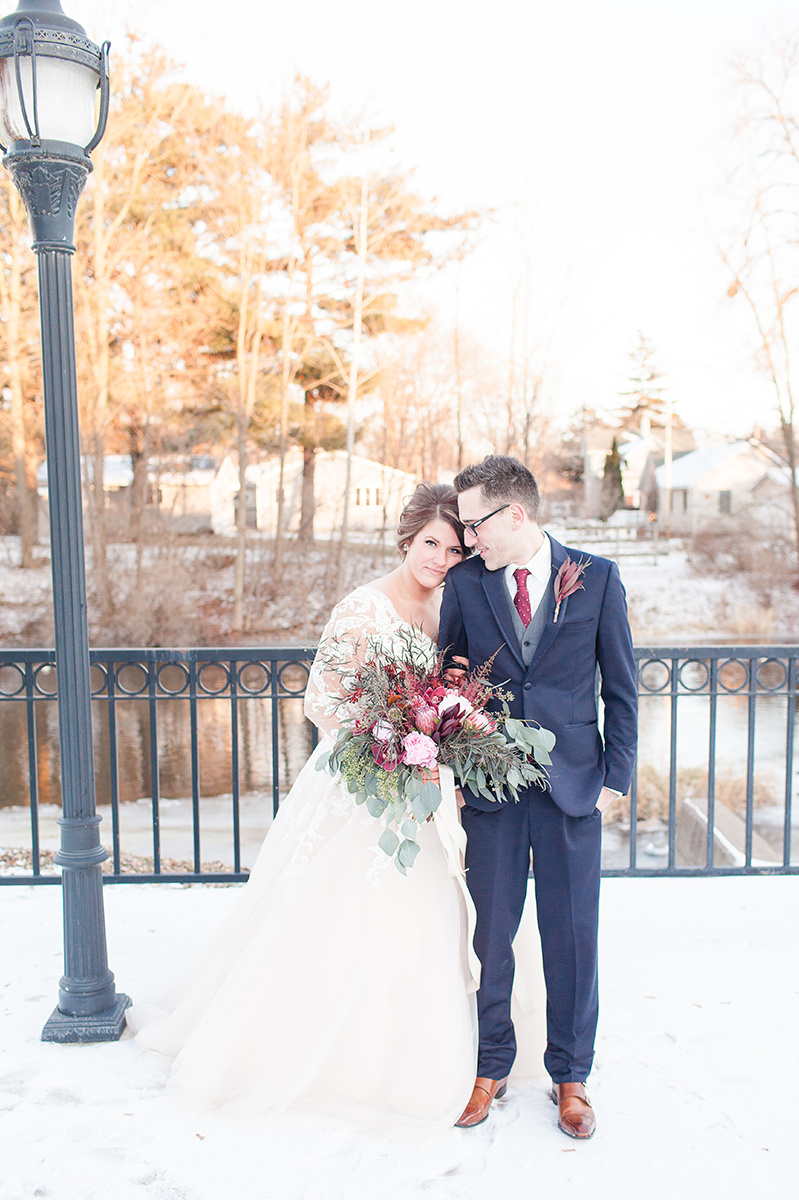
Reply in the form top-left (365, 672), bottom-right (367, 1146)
top-left (549, 1082), bottom-right (596, 1139)
top-left (455, 1076), bottom-right (508, 1127)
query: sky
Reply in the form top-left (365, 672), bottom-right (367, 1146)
top-left (5, 0), bottom-right (797, 437)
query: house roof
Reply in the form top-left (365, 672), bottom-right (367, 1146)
top-left (655, 442), bottom-right (751, 488)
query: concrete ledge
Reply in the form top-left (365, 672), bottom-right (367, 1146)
top-left (676, 795), bottom-right (778, 867)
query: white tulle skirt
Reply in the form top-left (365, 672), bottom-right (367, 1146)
top-left (128, 742), bottom-right (485, 1130)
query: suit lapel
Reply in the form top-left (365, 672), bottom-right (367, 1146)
top-left (528, 536), bottom-right (569, 672)
top-left (482, 567), bottom-right (525, 670)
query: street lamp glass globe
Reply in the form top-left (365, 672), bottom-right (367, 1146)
top-left (0, 52), bottom-right (97, 147)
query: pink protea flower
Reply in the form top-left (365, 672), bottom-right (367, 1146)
top-left (410, 700), bottom-right (438, 736)
top-left (400, 731), bottom-right (439, 769)
top-left (464, 710), bottom-right (496, 734)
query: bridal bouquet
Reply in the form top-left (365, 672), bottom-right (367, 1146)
top-left (315, 628), bottom-right (555, 873)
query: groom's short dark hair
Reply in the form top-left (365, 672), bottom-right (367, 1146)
top-left (454, 455), bottom-right (540, 520)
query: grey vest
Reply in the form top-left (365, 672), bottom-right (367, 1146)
top-left (505, 574), bottom-right (548, 667)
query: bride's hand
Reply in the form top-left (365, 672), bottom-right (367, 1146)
top-left (455, 787), bottom-right (465, 809)
top-left (444, 655), bottom-right (469, 685)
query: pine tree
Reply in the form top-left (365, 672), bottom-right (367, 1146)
top-left (599, 437), bottom-right (624, 520)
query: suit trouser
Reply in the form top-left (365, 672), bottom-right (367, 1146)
top-left (461, 791), bottom-right (602, 1082)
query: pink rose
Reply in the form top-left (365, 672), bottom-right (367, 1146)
top-left (400, 731), bottom-right (439, 769)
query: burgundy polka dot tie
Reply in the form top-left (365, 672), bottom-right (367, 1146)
top-left (513, 567), bottom-right (532, 627)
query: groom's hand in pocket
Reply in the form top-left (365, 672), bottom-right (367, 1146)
top-left (595, 786), bottom-right (622, 814)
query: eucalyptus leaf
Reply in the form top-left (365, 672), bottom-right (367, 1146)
top-left (420, 780), bottom-right (441, 813)
top-left (397, 839), bottom-right (421, 868)
top-left (401, 819), bottom-right (418, 840)
top-left (528, 725), bottom-right (557, 753)
top-left (411, 795), bottom-right (430, 822)
top-left (366, 792), bottom-right (387, 818)
top-left (378, 828), bottom-right (399, 857)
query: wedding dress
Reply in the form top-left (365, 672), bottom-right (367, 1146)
top-left (128, 586), bottom-right (546, 1128)
top-left (129, 587), bottom-right (481, 1129)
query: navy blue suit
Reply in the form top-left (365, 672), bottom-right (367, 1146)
top-left (438, 536), bottom-right (637, 1082)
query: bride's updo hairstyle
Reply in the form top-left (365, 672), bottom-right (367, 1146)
top-left (396, 483), bottom-right (469, 559)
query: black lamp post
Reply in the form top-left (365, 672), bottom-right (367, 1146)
top-left (0, 1), bottom-right (129, 1041)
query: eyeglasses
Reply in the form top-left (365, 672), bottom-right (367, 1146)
top-left (461, 503), bottom-right (510, 536)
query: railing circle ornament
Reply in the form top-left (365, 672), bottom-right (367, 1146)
top-left (156, 663), bottom-right (190, 696)
top-left (197, 663), bottom-right (230, 696)
top-left (677, 658), bottom-right (710, 692)
top-left (638, 658), bottom-right (671, 693)
top-left (115, 662), bottom-right (149, 696)
top-left (718, 659), bottom-right (750, 693)
top-left (90, 663), bottom-right (108, 695)
top-left (756, 658), bottom-right (788, 692)
top-left (277, 661), bottom-right (311, 696)
top-left (0, 663), bottom-right (25, 696)
top-left (33, 662), bottom-right (57, 695)
top-left (237, 662), bottom-right (271, 695)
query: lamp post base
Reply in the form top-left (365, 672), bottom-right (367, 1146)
top-left (41, 993), bottom-right (131, 1044)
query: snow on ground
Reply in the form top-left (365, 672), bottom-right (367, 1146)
top-left (618, 550), bottom-right (790, 643)
top-left (1, 876), bottom-right (796, 1200)
top-left (2, 532), bottom-right (797, 646)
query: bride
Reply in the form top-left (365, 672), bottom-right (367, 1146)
top-left (128, 484), bottom-right (482, 1129)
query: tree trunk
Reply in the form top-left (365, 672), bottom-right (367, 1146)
top-left (778, 415), bottom-right (799, 570)
top-left (335, 169), bottom-right (368, 600)
top-left (87, 163), bottom-right (113, 629)
top-left (232, 418), bottom-right (248, 633)
top-left (6, 190), bottom-right (37, 568)
top-left (298, 439), bottom-right (315, 545)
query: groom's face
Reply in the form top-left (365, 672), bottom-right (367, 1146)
top-left (458, 486), bottom-right (521, 571)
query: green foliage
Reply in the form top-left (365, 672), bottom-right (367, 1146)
top-left (599, 436), bottom-right (625, 520)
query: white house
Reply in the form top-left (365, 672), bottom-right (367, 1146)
top-left (654, 440), bottom-right (792, 534)
top-left (37, 450), bottom-right (420, 542)
top-left (151, 457), bottom-right (233, 534)
top-left (243, 449), bottom-right (418, 539)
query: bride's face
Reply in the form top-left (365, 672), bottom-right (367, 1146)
top-left (404, 518), bottom-right (464, 589)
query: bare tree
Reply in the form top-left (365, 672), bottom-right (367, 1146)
top-left (724, 34), bottom-right (799, 560)
top-left (75, 38), bottom-right (224, 627)
top-left (0, 175), bottom-right (41, 566)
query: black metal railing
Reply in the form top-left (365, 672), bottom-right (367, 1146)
top-left (1, 645), bottom-right (797, 884)
top-left (617, 646), bottom-right (797, 876)
top-left (0, 647), bottom-right (318, 885)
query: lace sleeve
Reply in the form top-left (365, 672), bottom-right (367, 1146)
top-left (304, 587), bottom-right (393, 737)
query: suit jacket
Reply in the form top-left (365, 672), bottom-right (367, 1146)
top-left (438, 536), bottom-right (638, 817)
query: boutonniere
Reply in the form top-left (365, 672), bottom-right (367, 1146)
top-left (553, 556), bottom-right (590, 622)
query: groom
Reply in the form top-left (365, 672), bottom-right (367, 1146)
top-left (439, 456), bottom-right (637, 1138)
